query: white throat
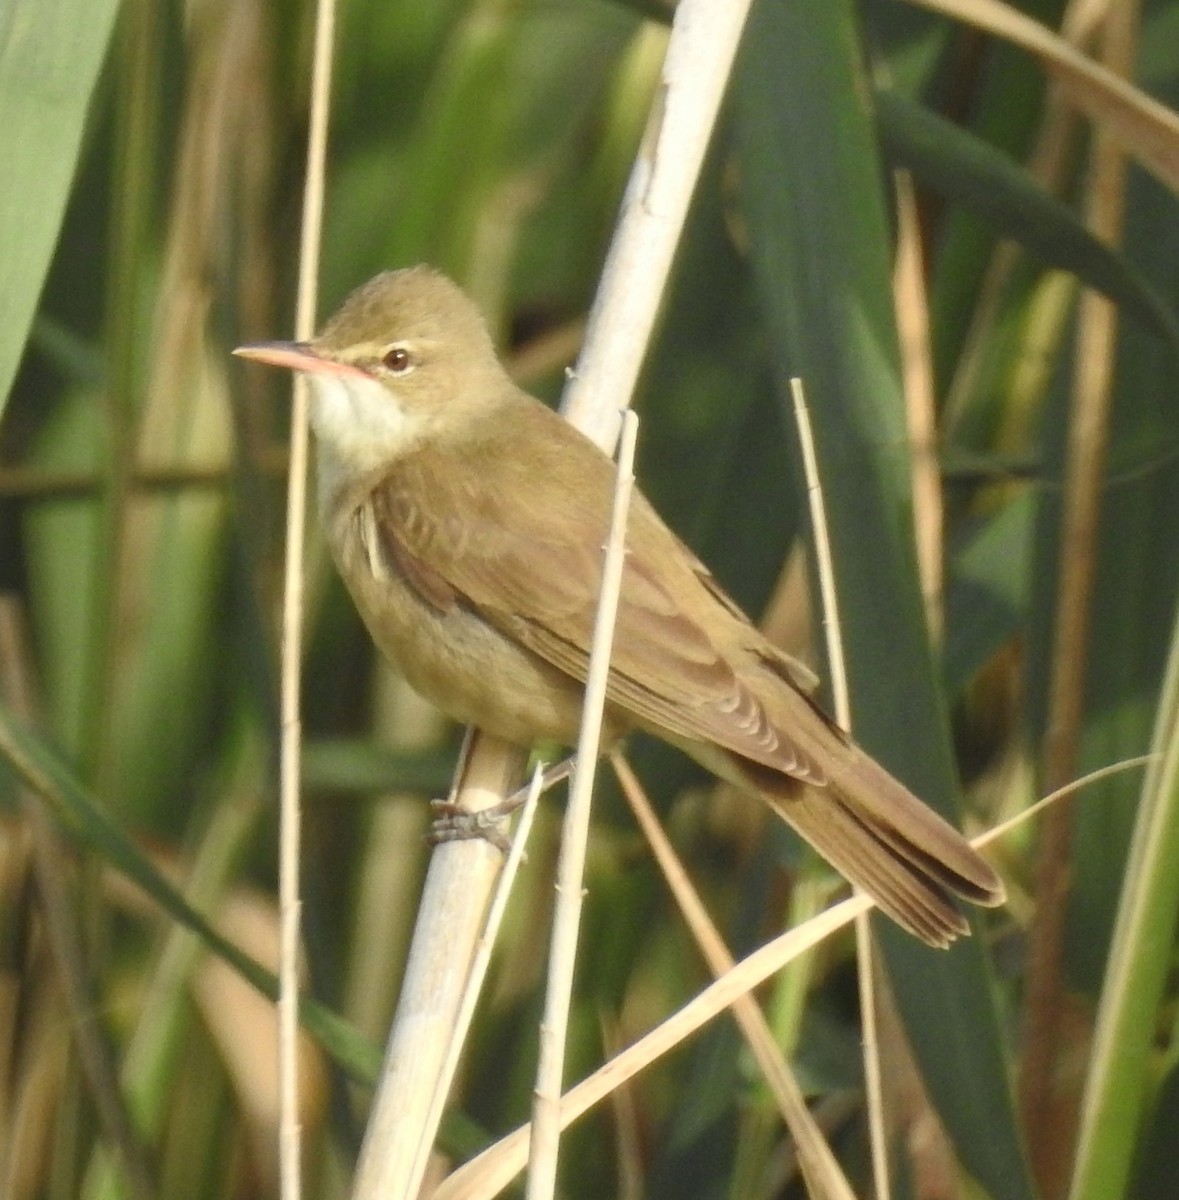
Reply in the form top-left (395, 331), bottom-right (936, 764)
top-left (305, 372), bottom-right (426, 511)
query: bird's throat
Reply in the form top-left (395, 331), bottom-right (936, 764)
top-left (306, 372), bottom-right (426, 511)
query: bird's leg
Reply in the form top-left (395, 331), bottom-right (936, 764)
top-left (444, 724), bottom-right (477, 808)
top-left (427, 755), bottom-right (576, 849)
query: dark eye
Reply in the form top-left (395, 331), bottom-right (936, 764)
top-left (382, 346), bottom-right (413, 373)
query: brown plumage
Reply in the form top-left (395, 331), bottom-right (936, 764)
top-left (235, 266), bottom-right (1004, 947)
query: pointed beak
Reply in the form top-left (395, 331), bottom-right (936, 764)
top-left (233, 340), bottom-right (370, 379)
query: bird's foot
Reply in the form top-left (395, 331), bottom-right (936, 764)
top-left (427, 801), bottom-right (514, 852)
top-left (426, 756), bottom-right (576, 852)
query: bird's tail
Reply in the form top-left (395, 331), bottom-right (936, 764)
top-left (733, 745), bottom-right (1003, 948)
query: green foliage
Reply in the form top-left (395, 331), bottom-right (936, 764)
top-left (3, 0), bottom-right (1179, 1196)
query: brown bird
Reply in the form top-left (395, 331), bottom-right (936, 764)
top-left (235, 266), bottom-right (1003, 947)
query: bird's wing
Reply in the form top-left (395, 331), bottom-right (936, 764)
top-left (365, 449), bottom-right (829, 784)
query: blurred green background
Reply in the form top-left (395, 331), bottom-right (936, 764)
top-left (2, 0), bottom-right (1179, 1197)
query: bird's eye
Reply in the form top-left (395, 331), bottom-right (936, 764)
top-left (382, 346), bottom-right (413, 374)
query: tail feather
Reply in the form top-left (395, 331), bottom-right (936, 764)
top-left (726, 749), bottom-right (1003, 947)
top-left (829, 746), bottom-right (1003, 904)
top-left (767, 786), bottom-right (970, 947)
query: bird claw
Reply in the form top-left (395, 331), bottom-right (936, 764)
top-left (426, 795), bottom-right (521, 853)
top-left (425, 756), bottom-right (577, 852)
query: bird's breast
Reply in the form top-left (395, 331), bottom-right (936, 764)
top-left (328, 499), bottom-right (592, 748)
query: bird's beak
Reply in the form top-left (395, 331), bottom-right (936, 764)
top-left (233, 340), bottom-right (370, 379)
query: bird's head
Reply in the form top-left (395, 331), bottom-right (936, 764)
top-left (235, 266), bottom-right (505, 481)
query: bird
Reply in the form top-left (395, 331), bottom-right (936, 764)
top-left (234, 265), bottom-right (1004, 947)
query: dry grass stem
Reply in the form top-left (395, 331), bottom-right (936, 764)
top-left (526, 411), bottom-right (638, 1200)
top-left (561, 0), bottom-right (757, 452)
top-left (788, 382), bottom-right (848, 748)
top-left (407, 763), bottom-right (545, 1193)
top-left (790, 378), bottom-right (890, 1198)
top-left (904, 0), bottom-right (1179, 195)
top-left (976, 755), bottom-right (1155, 847)
top-left (891, 172), bottom-right (944, 642)
top-left (278, 0), bottom-right (338, 1192)
top-left (350, 736), bottom-right (524, 1200)
top-left (1019, 7), bottom-right (1137, 1187)
top-left (610, 753), bottom-right (857, 1200)
top-left (435, 895), bottom-right (874, 1200)
top-left (0, 600), bottom-right (155, 1200)
top-left (433, 749), bottom-right (1150, 1199)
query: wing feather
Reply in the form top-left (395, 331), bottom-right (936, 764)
top-left (366, 444), bottom-right (828, 784)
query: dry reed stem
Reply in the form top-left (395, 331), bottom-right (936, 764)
top-left (790, 378), bottom-right (889, 1199)
top-left (978, 756), bottom-right (1154, 847)
top-left (406, 765), bottom-right (545, 1192)
top-left (433, 752), bottom-right (1146, 1199)
top-left (526, 412), bottom-right (638, 1199)
top-left (611, 753), bottom-right (857, 1200)
top-left (560, 0), bottom-right (757, 451)
top-left (892, 172), bottom-right (944, 643)
top-left (0, 600), bottom-right (154, 1200)
top-left (350, 736), bottom-right (524, 1200)
top-left (1019, 5), bottom-right (1138, 1191)
top-left (939, 0), bottom-right (1106, 444)
top-left (434, 896), bottom-right (874, 1200)
top-left (904, 0), bottom-right (1179, 195)
top-left (278, 0), bottom-right (338, 1192)
top-left (788, 382), bottom-right (848, 734)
